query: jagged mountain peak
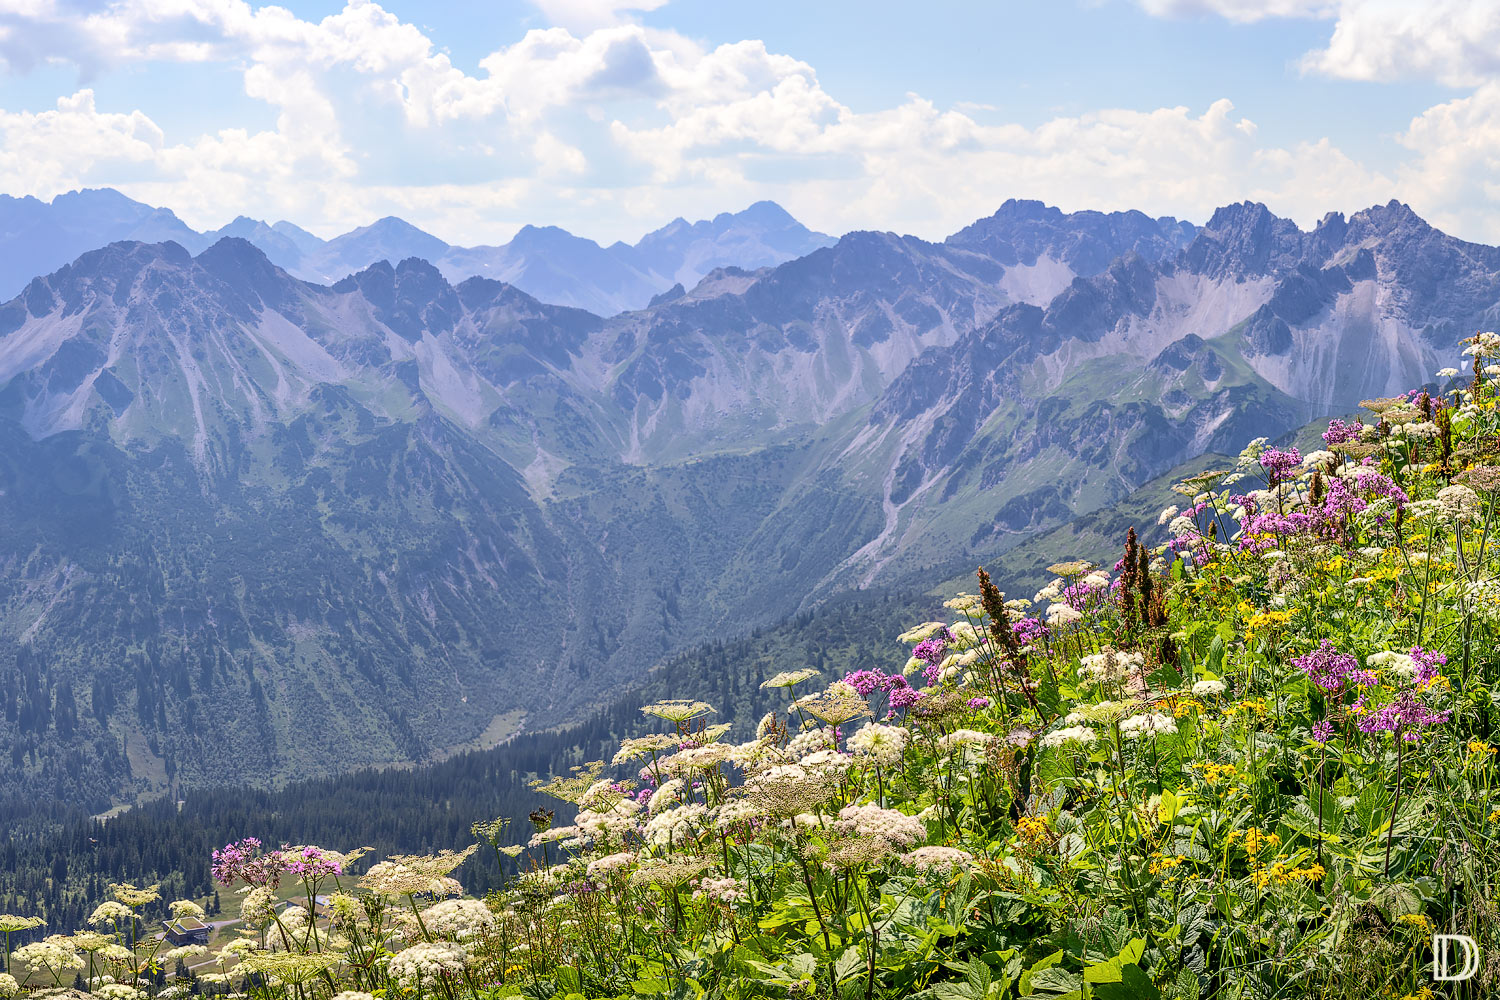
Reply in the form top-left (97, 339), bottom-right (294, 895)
top-left (946, 199), bottom-right (1195, 278)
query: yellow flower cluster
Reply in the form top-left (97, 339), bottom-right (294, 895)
top-left (1167, 696), bottom-right (1204, 719)
top-left (1224, 698), bottom-right (1269, 721)
top-left (1015, 816), bottom-right (1050, 844)
top-left (1244, 609), bottom-right (1291, 644)
top-left (1467, 739), bottom-right (1494, 757)
top-left (1148, 852), bottom-right (1185, 877)
top-left (1396, 913), bottom-right (1433, 932)
top-left (1243, 827), bottom-right (1281, 858)
top-left (1249, 856), bottom-right (1323, 889)
top-left (1199, 762), bottom-right (1238, 786)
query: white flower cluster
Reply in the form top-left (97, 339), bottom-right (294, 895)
top-left (1040, 725), bottom-right (1097, 748)
top-left (1366, 649), bottom-right (1419, 681)
top-left (1437, 484), bottom-right (1481, 520)
top-left (1462, 332), bottom-right (1500, 358)
top-left (900, 845), bottom-right (973, 873)
top-left (93, 986), bottom-right (142, 1000)
top-left (649, 778), bottom-right (684, 815)
top-left (1078, 649), bottom-right (1143, 685)
top-left (897, 621), bottom-right (948, 643)
top-left (88, 901), bottom-right (133, 926)
top-left (1046, 604), bottom-right (1083, 628)
top-left (1119, 713), bottom-right (1177, 739)
top-left (586, 851), bottom-right (637, 878)
top-left (12, 938), bottom-right (83, 974)
top-left (387, 941), bottom-right (468, 988)
top-left (1389, 420), bottom-right (1439, 441)
top-left (938, 729), bottom-right (994, 753)
top-left (1191, 679), bottom-right (1226, 698)
top-left (833, 804), bottom-right (925, 847)
top-left (847, 723), bottom-right (908, 766)
top-left (695, 877), bottom-right (749, 904)
top-left (761, 667), bottom-right (821, 689)
top-left (643, 803), bottom-right (707, 847)
top-left (576, 794), bottom-right (642, 836)
top-left (420, 899), bottom-right (495, 939)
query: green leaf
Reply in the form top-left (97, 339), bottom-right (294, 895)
top-left (633, 979), bottom-right (671, 995)
top-left (1019, 949), bottom-right (1064, 996)
top-left (1093, 965), bottom-right (1161, 1000)
top-left (1158, 789), bottom-right (1179, 824)
top-left (834, 947), bottom-right (863, 984)
top-left (1028, 967), bottom-right (1083, 996)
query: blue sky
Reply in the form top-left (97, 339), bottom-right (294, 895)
top-left (0, 0), bottom-right (1494, 246)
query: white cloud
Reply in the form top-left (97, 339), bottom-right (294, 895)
top-left (1298, 0), bottom-right (1500, 88)
top-left (1134, 0), bottom-right (1335, 23)
top-left (0, 0), bottom-right (1478, 248)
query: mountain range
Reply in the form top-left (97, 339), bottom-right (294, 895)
top-left (0, 192), bottom-right (1488, 821)
top-left (0, 188), bottom-right (836, 316)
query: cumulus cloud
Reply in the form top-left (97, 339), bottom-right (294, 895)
top-left (0, 0), bottom-right (1466, 245)
top-left (1299, 0), bottom-right (1500, 88)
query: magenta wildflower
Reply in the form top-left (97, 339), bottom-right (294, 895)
top-left (967, 697), bottom-right (990, 710)
top-left (212, 838), bottom-right (277, 888)
top-left (1311, 720), bottom-right (1333, 744)
top-left (1322, 418), bottom-right (1364, 445)
top-left (912, 636), bottom-right (947, 665)
top-left (1354, 689), bottom-right (1451, 742)
top-left (1260, 446), bottom-right (1302, 486)
top-left (1293, 641), bottom-right (1361, 694)
top-left (842, 669), bottom-right (890, 696)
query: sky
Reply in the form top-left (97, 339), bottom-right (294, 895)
top-left (0, 0), bottom-right (1496, 247)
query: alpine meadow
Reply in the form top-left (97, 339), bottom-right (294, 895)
top-left (4, 2), bottom-right (1500, 999)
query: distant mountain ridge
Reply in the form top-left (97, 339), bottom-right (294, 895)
top-left (0, 189), bottom-right (837, 316)
top-left (0, 192), bottom-right (1489, 820)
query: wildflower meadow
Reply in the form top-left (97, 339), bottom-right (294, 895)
top-left (7, 333), bottom-right (1500, 999)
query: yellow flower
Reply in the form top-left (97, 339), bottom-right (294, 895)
top-left (1244, 827), bottom-right (1280, 858)
top-left (1244, 610), bottom-right (1291, 644)
top-left (1015, 816), bottom-right (1050, 843)
top-left (1467, 739), bottom-right (1494, 756)
top-left (1397, 913), bottom-right (1433, 933)
top-left (1225, 698), bottom-right (1269, 721)
top-left (1199, 762), bottom-right (1239, 786)
top-left (1148, 852), bottom-right (1186, 876)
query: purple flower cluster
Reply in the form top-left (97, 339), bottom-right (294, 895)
top-left (212, 837), bottom-right (267, 887)
top-left (967, 697), bottom-right (990, 710)
top-left (278, 845), bottom-right (343, 879)
top-left (840, 667), bottom-right (927, 717)
top-left (1408, 646), bottom-right (1446, 686)
top-left (1355, 689), bottom-right (1451, 742)
top-left (1012, 617), bottom-right (1049, 646)
top-left (1322, 418), bottom-right (1364, 445)
top-left (911, 635), bottom-right (948, 665)
top-left (842, 669), bottom-right (889, 697)
top-left (1293, 641), bottom-right (1373, 693)
top-left (1260, 446), bottom-right (1302, 486)
top-left (1311, 720), bottom-right (1334, 744)
top-left (213, 839), bottom-right (340, 886)
top-left (1062, 579), bottom-right (1107, 613)
top-left (886, 677), bottom-right (925, 713)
